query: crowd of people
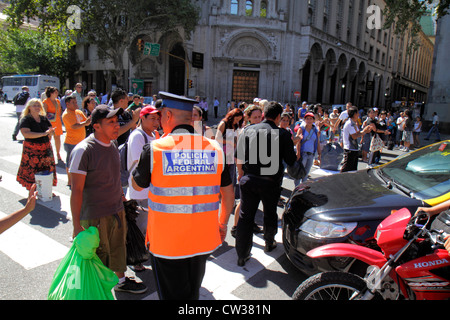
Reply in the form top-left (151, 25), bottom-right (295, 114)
top-left (7, 84), bottom-right (447, 300)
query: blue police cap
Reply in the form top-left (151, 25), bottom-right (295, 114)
top-left (159, 91), bottom-right (197, 112)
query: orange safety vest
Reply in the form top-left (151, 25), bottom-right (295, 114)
top-left (146, 132), bottom-right (225, 259)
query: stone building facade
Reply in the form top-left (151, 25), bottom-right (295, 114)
top-left (75, 0), bottom-right (434, 116)
top-left (426, 14), bottom-right (450, 132)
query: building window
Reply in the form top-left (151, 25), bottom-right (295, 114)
top-left (260, 0), bottom-right (267, 17)
top-left (308, 0), bottom-right (316, 26)
top-left (84, 44), bottom-right (90, 60)
top-left (231, 0), bottom-right (238, 15)
top-left (246, 0), bottom-right (253, 16)
top-left (308, 8), bottom-right (314, 25)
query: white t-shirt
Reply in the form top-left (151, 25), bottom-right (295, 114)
top-left (339, 110), bottom-right (349, 122)
top-left (343, 119), bottom-right (360, 151)
top-left (397, 116), bottom-right (405, 131)
top-left (126, 128), bottom-right (157, 200)
top-left (432, 115), bottom-right (439, 125)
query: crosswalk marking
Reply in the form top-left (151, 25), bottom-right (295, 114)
top-left (0, 170), bottom-right (72, 219)
top-left (201, 232), bottom-right (284, 300)
top-left (0, 210), bottom-right (69, 270)
top-left (141, 232), bottom-right (284, 301)
top-left (0, 147), bottom-right (288, 299)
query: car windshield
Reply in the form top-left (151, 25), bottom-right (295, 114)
top-left (378, 141), bottom-right (450, 200)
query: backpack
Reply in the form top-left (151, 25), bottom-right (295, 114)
top-left (119, 129), bottom-right (148, 187)
top-left (13, 91), bottom-right (30, 106)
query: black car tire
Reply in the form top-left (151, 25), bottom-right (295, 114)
top-left (292, 272), bottom-right (368, 300)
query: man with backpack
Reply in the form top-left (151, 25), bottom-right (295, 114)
top-left (12, 86), bottom-right (31, 141)
top-left (121, 105), bottom-right (160, 272)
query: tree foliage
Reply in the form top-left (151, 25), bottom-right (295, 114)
top-left (0, 24), bottom-right (80, 82)
top-left (383, 0), bottom-right (449, 50)
top-left (5, 0), bottom-right (200, 87)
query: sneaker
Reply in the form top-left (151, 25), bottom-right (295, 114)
top-left (114, 277), bottom-right (147, 294)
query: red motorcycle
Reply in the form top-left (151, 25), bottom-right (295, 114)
top-left (293, 208), bottom-right (450, 300)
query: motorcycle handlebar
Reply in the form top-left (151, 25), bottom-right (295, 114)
top-left (413, 211), bottom-right (430, 228)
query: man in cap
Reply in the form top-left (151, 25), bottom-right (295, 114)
top-left (69, 105), bottom-right (147, 294)
top-left (131, 92), bottom-right (235, 300)
top-left (12, 86), bottom-right (31, 141)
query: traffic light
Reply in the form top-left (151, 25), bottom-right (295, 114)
top-left (188, 79), bottom-right (193, 89)
top-left (137, 39), bottom-right (143, 51)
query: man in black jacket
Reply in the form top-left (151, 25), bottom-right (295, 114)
top-left (12, 86), bottom-right (31, 141)
top-left (235, 101), bottom-right (297, 266)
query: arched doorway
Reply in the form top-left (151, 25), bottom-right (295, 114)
top-left (301, 60), bottom-right (311, 103)
top-left (168, 43), bottom-right (186, 95)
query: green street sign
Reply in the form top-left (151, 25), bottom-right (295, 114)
top-left (150, 43), bottom-right (160, 56)
top-left (131, 79), bottom-right (144, 95)
top-left (143, 42), bottom-right (160, 57)
top-left (143, 42), bottom-right (151, 56)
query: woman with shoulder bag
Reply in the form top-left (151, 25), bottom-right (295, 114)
top-left (42, 87), bottom-right (63, 162)
top-left (401, 109), bottom-right (414, 152)
top-left (366, 108), bottom-right (390, 167)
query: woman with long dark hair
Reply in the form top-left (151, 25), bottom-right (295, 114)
top-left (215, 108), bottom-right (244, 198)
top-left (402, 109), bottom-right (414, 152)
top-left (42, 86), bottom-right (63, 162)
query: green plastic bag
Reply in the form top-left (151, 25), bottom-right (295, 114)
top-left (48, 226), bottom-right (119, 300)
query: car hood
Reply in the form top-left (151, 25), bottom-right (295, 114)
top-left (287, 169), bottom-right (424, 224)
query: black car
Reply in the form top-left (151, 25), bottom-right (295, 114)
top-left (282, 140), bottom-right (450, 277)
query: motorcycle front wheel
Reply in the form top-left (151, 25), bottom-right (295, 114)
top-left (293, 272), bottom-right (368, 300)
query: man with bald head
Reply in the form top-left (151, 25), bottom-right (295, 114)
top-left (131, 92), bottom-right (234, 300)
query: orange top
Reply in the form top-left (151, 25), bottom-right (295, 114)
top-left (62, 109), bottom-right (87, 145)
top-left (43, 98), bottom-right (63, 136)
top-left (146, 133), bottom-right (225, 259)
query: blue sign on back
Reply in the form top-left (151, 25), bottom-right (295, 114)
top-left (163, 151), bottom-right (217, 175)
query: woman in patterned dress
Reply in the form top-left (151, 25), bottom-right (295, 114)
top-left (17, 99), bottom-right (57, 190)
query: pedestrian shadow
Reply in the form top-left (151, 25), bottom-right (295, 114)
top-left (0, 111), bottom-right (20, 120)
top-left (22, 197), bottom-right (70, 229)
top-left (237, 254), bottom-right (308, 299)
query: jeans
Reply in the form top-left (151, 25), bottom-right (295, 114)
top-left (294, 152), bottom-right (315, 186)
top-left (426, 125), bottom-right (441, 141)
top-left (13, 112), bottom-right (21, 137)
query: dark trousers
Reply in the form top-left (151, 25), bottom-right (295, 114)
top-left (340, 150), bottom-right (359, 172)
top-left (13, 112), bottom-right (21, 137)
top-left (236, 175), bottom-right (281, 259)
top-left (150, 253), bottom-right (209, 300)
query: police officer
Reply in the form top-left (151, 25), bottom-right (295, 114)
top-left (131, 92), bottom-right (235, 300)
top-left (235, 101), bottom-right (297, 266)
